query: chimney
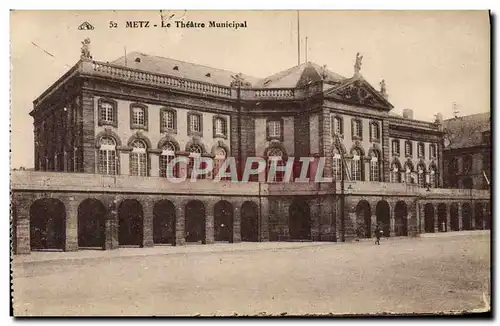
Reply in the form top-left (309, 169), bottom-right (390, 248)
top-left (402, 109), bottom-right (413, 119)
top-left (434, 113), bottom-right (443, 124)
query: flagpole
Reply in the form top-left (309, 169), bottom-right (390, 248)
top-left (297, 11), bottom-right (300, 65)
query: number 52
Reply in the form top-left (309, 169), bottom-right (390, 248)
top-left (109, 21), bottom-right (118, 28)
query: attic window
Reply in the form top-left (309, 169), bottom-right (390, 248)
top-left (205, 73), bottom-right (211, 77)
top-left (135, 58), bottom-right (141, 63)
top-left (173, 66), bottom-right (179, 71)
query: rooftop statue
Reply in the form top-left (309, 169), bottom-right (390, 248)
top-left (354, 52), bottom-right (363, 76)
top-left (80, 37), bottom-right (92, 60)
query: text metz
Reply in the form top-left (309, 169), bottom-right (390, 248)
top-left (125, 21), bottom-right (150, 28)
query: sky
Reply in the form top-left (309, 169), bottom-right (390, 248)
top-left (10, 10), bottom-right (490, 168)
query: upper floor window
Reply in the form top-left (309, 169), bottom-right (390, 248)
top-left (370, 122), bottom-right (380, 141)
top-left (332, 149), bottom-right (342, 181)
top-left (462, 155), bottom-right (473, 175)
top-left (130, 139), bottom-right (148, 176)
top-left (370, 151), bottom-right (380, 182)
top-left (98, 136), bottom-right (117, 175)
top-left (160, 108), bottom-right (177, 133)
top-left (267, 119), bottom-right (282, 140)
top-left (392, 140), bottom-right (400, 156)
top-left (418, 143), bottom-right (425, 159)
top-left (417, 163), bottom-right (426, 187)
top-left (352, 119), bottom-right (363, 140)
top-left (188, 113), bottom-right (202, 135)
top-left (98, 99), bottom-right (118, 127)
top-left (405, 140), bottom-right (413, 157)
top-left (266, 147), bottom-right (285, 182)
top-left (130, 104), bottom-right (148, 130)
top-left (332, 116), bottom-right (343, 136)
top-left (391, 162), bottom-right (401, 183)
top-left (351, 149), bottom-right (362, 181)
top-left (160, 142), bottom-right (178, 178)
top-left (213, 116), bottom-right (228, 138)
top-left (213, 147), bottom-right (230, 180)
top-left (187, 144), bottom-right (204, 179)
top-left (429, 144), bottom-right (437, 158)
top-left (428, 165), bottom-right (437, 188)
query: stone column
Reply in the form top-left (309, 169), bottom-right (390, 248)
top-left (433, 203), bottom-right (439, 233)
top-left (232, 202), bottom-right (241, 243)
top-left (65, 197), bottom-right (79, 252)
top-left (389, 205), bottom-right (396, 237)
top-left (480, 205), bottom-right (487, 230)
top-left (142, 199), bottom-right (154, 247)
top-left (470, 203), bottom-right (476, 230)
top-left (457, 203), bottom-right (463, 230)
top-left (320, 196), bottom-right (335, 241)
top-left (259, 197), bottom-right (270, 242)
top-left (418, 202), bottom-right (425, 234)
top-left (310, 198), bottom-right (321, 241)
top-left (174, 203), bottom-right (185, 246)
top-left (14, 201), bottom-right (30, 254)
top-left (105, 197), bottom-right (120, 250)
top-left (382, 120), bottom-right (390, 182)
top-left (335, 197), bottom-right (342, 242)
top-left (204, 201), bottom-right (215, 244)
top-left (150, 153), bottom-right (159, 177)
top-left (370, 214), bottom-right (377, 238)
top-left (445, 204), bottom-right (451, 232)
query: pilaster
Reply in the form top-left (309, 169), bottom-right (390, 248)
top-left (204, 201), bottom-right (215, 244)
top-left (64, 197), bottom-right (78, 252)
top-left (142, 200), bottom-right (154, 247)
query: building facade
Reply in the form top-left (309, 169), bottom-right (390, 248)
top-left (11, 43), bottom-right (491, 254)
top-left (442, 112), bottom-right (491, 190)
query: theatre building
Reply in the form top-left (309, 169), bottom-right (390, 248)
top-left (11, 41), bottom-right (491, 254)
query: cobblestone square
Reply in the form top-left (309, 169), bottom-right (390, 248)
top-left (12, 232), bottom-right (490, 316)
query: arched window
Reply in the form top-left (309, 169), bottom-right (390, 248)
top-left (428, 165), bottom-right (437, 188)
top-left (351, 149), bottom-right (362, 181)
top-left (267, 147), bottom-right (285, 182)
top-left (160, 142), bottom-right (177, 178)
top-left (404, 162), bottom-right (414, 184)
top-left (99, 137), bottom-right (117, 175)
top-left (417, 163), bottom-right (426, 187)
top-left (370, 151), bottom-right (380, 181)
top-left (213, 147), bottom-right (229, 180)
top-left (332, 148), bottom-right (342, 181)
top-left (187, 144), bottom-right (203, 179)
top-left (130, 139), bottom-right (148, 176)
top-left (391, 162), bottom-right (401, 183)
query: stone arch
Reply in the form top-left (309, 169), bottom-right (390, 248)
top-left (30, 198), bottom-right (66, 251)
top-left (356, 200), bottom-right (371, 238)
top-left (157, 135), bottom-right (180, 152)
top-left (289, 199), bottom-right (311, 240)
top-left (264, 141), bottom-right (288, 159)
top-left (241, 201), bottom-right (259, 242)
top-left (185, 137), bottom-right (208, 154)
top-left (367, 144), bottom-right (382, 159)
top-left (424, 203), bottom-right (435, 233)
top-left (211, 140), bottom-right (230, 156)
top-left (349, 144), bottom-right (366, 158)
top-left (78, 198), bottom-right (106, 249)
top-left (185, 200), bottom-right (206, 243)
top-left (118, 199), bottom-right (143, 246)
top-left (462, 203), bottom-right (472, 230)
top-left (94, 128), bottom-right (122, 148)
top-left (214, 200), bottom-right (234, 242)
top-left (437, 203), bottom-right (447, 232)
top-left (126, 132), bottom-right (152, 149)
top-left (376, 200), bottom-right (390, 237)
top-left (153, 200), bottom-right (176, 245)
top-left (394, 201), bottom-right (408, 236)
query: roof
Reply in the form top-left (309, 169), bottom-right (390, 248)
top-left (443, 112), bottom-right (490, 149)
top-left (112, 52), bottom-right (261, 87)
top-left (112, 53), bottom-right (347, 88)
top-left (253, 62), bottom-right (346, 88)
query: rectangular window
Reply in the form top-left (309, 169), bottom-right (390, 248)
top-left (189, 114), bottom-right (202, 133)
top-left (132, 107), bottom-right (145, 126)
top-left (267, 120), bottom-right (281, 139)
top-left (405, 141), bottom-right (413, 157)
top-left (352, 119), bottom-right (362, 139)
top-left (332, 116), bottom-right (342, 135)
top-left (99, 149), bottom-right (117, 175)
top-left (160, 109), bottom-right (176, 133)
top-left (430, 144), bottom-right (436, 158)
top-left (370, 123), bottom-right (379, 140)
top-left (214, 117), bottom-right (227, 137)
top-left (418, 144), bottom-right (425, 158)
top-left (392, 140), bottom-right (400, 155)
top-left (332, 155), bottom-right (342, 180)
top-left (100, 102), bottom-right (115, 123)
top-left (370, 160), bottom-right (380, 181)
top-left (351, 157), bottom-right (361, 181)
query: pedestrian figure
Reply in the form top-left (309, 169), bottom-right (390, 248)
top-left (374, 224), bottom-right (382, 245)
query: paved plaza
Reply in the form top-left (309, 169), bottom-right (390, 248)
top-left (12, 232), bottom-right (491, 316)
